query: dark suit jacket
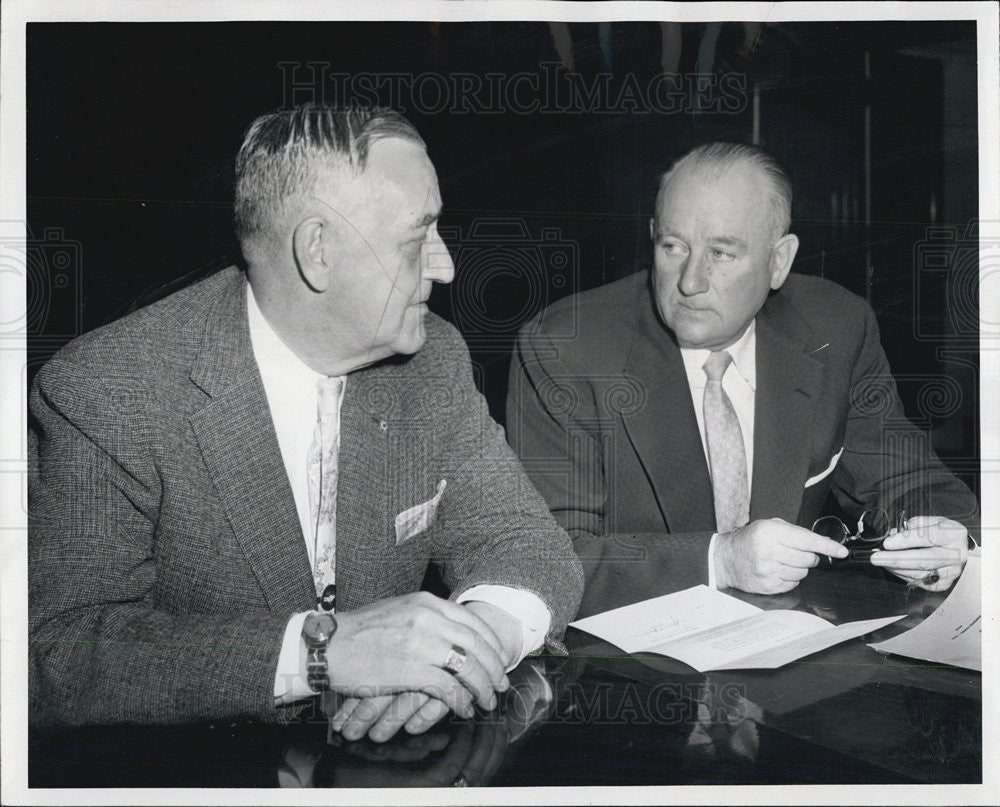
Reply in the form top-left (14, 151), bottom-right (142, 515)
top-left (29, 267), bottom-right (583, 726)
top-left (507, 270), bottom-right (978, 616)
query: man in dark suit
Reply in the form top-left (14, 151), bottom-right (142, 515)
top-left (507, 142), bottom-right (977, 616)
top-left (29, 105), bottom-right (583, 741)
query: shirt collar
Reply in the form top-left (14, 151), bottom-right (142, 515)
top-left (679, 319), bottom-right (757, 391)
top-left (246, 283), bottom-right (327, 388)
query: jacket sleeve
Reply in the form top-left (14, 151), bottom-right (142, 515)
top-left (506, 321), bottom-right (714, 618)
top-left (424, 324), bottom-right (584, 650)
top-left (28, 357), bottom-right (295, 727)
top-left (830, 304), bottom-right (980, 538)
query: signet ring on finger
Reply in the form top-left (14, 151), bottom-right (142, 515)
top-left (442, 645), bottom-right (468, 675)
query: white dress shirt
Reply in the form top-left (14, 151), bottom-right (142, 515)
top-left (677, 321), bottom-right (757, 588)
top-left (244, 286), bottom-right (550, 702)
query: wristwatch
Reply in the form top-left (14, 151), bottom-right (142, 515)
top-left (302, 611), bottom-right (338, 692)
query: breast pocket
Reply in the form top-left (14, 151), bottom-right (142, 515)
top-left (804, 446), bottom-right (844, 489)
top-left (394, 479), bottom-right (447, 545)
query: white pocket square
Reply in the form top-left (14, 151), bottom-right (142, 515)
top-left (394, 479), bottom-right (447, 545)
top-left (804, 447), bottom-right (844, 488)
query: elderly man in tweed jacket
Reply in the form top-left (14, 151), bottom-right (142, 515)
top-left (28, 105), bottom-right (583, 742)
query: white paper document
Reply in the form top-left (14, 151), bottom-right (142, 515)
top-left (868, 550), bottom-right (981, 671)
top-left (570, 585), bottom-right (905, 672)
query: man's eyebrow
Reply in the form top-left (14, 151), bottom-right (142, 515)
top-left (653, 226), bottom-right (683, 240)
top-left (710, 235), bottom-right (748, 249)
top-left (410, 210), bottom-right (441, 230)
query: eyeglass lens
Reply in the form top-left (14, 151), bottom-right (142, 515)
top-left (857, 507), bottom-right (890, 541)
top-left (812, 516), bottom-right (849, 543)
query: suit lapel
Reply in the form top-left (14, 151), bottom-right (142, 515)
top-left (189, 270), bottom-right (315, 614)
top-left (750, 292), bottom-right (824, 521)
top-left (620, 278), bottom-right (717, 533)
top-left (333, 370), bottom-right (393, 611)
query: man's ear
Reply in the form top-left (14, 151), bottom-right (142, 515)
top-left (769, 233), bottom-right (799, 290)
top-left (648, 217), bottom-right (656, 242)
top-left (293, 217), bottom-right (331, 293)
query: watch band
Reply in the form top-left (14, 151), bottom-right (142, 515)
top-left (307, 645), bottom-right (330, 692)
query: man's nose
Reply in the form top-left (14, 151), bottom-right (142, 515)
top-left (422, 230), bottom-right (455, 285)
top-left (677, 250), bottom-right (710, 296)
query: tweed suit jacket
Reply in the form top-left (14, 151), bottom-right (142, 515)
top-left (29, 266), bottom-right (583, 727)
top-left (507, 270), bottom-right (979, 616)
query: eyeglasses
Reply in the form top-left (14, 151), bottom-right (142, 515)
top-left (811, 507), bottom-right (906, 565)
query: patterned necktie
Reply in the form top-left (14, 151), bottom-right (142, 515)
top-left (307, 376), bottom-right (344, 611)
top-left (702, 351), bottom-right (749, 533)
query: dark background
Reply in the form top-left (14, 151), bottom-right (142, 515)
top-left (26, 20), bottom-right (980, 494)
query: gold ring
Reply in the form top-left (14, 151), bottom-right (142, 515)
top-left (442, 645), bottom-right (467, 675)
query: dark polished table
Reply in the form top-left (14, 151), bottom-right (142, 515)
top-left (29, 563), bottom-right (980, 788)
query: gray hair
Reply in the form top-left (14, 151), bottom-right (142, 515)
top-left (655, 142), bottom-right (793, 240)
top-left (233, 103), bottom-right (426, 247)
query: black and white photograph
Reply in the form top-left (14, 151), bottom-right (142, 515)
top-left (1, 1), bottom-right (997, 803)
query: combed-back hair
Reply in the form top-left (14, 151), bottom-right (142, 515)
top-left (233, 103), bottom-right (426, 246)
top-left (656, 142), bottom-right (793, 240)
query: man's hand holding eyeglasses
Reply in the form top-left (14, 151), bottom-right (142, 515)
top-left (714, 518), bottom-right (849, 594)
top-left (870, 515), bottom-right (969, 591)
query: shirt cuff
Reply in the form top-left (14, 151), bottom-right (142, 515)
top-left (456, 585), bottom-right (551, 670)
top-left (274, 611), bottom-right (315, 704)
top-left (707, 533), bottom-right (720, 589)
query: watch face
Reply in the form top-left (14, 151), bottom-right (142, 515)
top-left (304, 612), bottom-right (336, 643)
